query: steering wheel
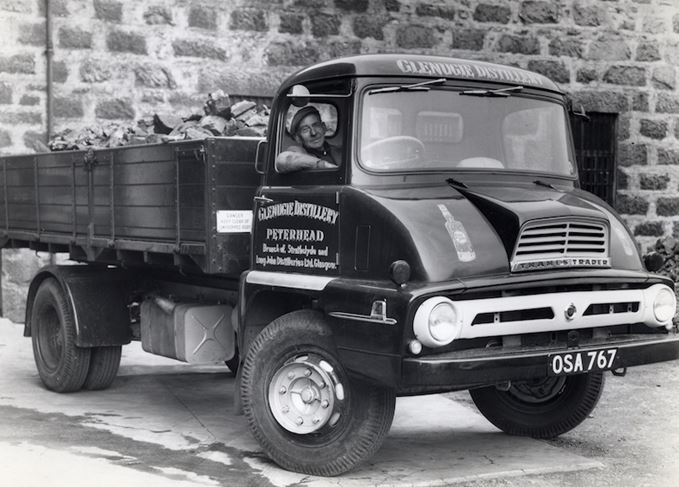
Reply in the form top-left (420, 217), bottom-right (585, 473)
top-left (361, 136), bottom-right (425, 168)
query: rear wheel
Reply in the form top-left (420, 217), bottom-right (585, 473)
top-left (31, 278), bottom-right (91, 392)
top-left (240, 310), bottom-right (395, 476)
top-left (83, 346), bottom-right (122, 390)
top-left (469, 372), bottom-right (605, 438)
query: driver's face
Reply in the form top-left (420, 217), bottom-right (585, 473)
top-left (295, 114), bottom-right (325, 150)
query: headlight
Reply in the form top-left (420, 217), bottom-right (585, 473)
top-left (413, 297), bottom-right (461, 347)
top-left (653, 287), bottom-right (676, 323)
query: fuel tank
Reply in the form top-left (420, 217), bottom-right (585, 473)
top-left (341, 179), bottom-right (642, 283)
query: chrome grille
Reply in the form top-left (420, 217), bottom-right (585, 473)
top-left (511, 219), bottom-right (609, 272)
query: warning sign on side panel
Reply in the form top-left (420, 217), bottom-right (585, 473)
top-left (216, 210), bottom-right (253, 233)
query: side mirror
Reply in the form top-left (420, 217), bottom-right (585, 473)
top-left (288, 85), bottom-right (310, 107)
top-left (644, 252), bottom-right (665, 272)
top-left (255, 140), bottom-right (268, 174)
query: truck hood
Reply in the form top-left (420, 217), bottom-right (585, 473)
top-left (351, 182), bottom-right (642, 283)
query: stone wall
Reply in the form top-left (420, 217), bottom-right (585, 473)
top-left (0, 0), bottom-right (678, 318)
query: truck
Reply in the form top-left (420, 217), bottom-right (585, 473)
top-left (1, 54), bottom-right (678, 476)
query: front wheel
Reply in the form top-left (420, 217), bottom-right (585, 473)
top-left (469, 372), bottom-right (605, 439)
top-left (240, 311), bottom-right (395, 476)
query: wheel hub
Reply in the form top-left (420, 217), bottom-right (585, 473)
top-left (508, 376), bottom-right (567, 404)
top-left (268, 354), bottom-right (343, 434)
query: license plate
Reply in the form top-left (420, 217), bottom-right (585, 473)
top-left (548, 348), bottom-right (618, 376)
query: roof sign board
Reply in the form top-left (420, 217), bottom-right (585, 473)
top-left (395, 58), bottom-right (547, 87)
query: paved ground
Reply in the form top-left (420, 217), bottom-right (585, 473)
top-left (0, 318), bottom-right (677, 486)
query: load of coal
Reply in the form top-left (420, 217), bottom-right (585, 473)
top-left (47, 90), bottom-right (270, 151)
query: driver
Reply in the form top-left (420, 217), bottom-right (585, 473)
top-left (275, 106), bottom-right (340, 173)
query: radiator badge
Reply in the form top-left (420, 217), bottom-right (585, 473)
top-left (438, 204), bottom-right (476, 262)
top-left (512, 257), bottom-right (611, 272)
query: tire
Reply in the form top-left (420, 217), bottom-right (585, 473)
top-left (469, 372), bottom-right (605, 439)
top-left (30, 278), bottom-right (91, 392)
top-left (240, 310), bottom-right (396, 476)
top-left (83, 346), bottom-right (122, 390)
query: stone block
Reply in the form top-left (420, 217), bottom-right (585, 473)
top-left (617, 169), bottom-right (629, 190)
top-left (674, 14), bottom-right (679, 33)
top-left (656, 93), bottom-right (679, 114)
top-left (640, 119), bottom-right (667, 140)
top-left (144, 6), bottom-right (173, 25)
top-left (519, 1), bottom-right (560, 24)
top-left (618, 143), bottom-right (647, 166)
top-left (18, 22), bottom-right (46, 46)
top-left (496, 34), bottom-right (540, 55)
top-left (632, 91), bottom-right (649, 111)
top-left (652, 66), bottom-right (676, 91)
top-left (634, 221), bottom-right (664, 237)
top-left (616, 194), bottom-right (649, 215)
top-left (473, 4), bottom-right (510, 23)
top-left (95, 99), bottom-right (135, 119)
top-left (636, 40), bottom-right (661, 62)
top-left (58, 26), bottom-right (92, 49)
top-left (0, 112), bottom-right (41, 124)
top-left (230, 9), bottom-right (267, 31)
top-left (54, 97), bottom-right (83, 118)
top-left (80, 58), bottom-right (113, 83)
top-left (676, 122), bottom-right (679, 141)
top-left (172, 39), bottom-right (227, 60)
top-left (0, 130), bottom-right (11, 148)
top-left (666, 40), bottom-right (679, 65)
top-left (94, 0), bottom-right (122, 22)
top-left (311, 13), bottom-right (340, 37)
top-left (0, 83), bottom-right (11, 104)
top-left (587, 36), bottom-right (631, 61)
top-left (53, 61), bottom-right (68, 83)
top-left (134, 65), bottom-right (176, 89)
top-left (573, 3), bottom-right (606, 27)
top-left (335, 0), bottom-right (368, 12)
top-left (20, 94), bottom-right (39, 106)
top-left (527, 60), bottom-right (569, 83)
top-left (189, 5), bottom-right (217, 30)
top-left (642, 16), bottom-right (666, 34)
top-left (658, 148), bottom-right (679, 165)
top-left (353, 15), bottom-right (386, 40)
top-left (279, 13), bottom-right (304, 34)
top-left (324, 39), bottom-right (362, 59)
top-left (570, 90), bottom-right (629, 113)
top-left (640, 174), bottom-right (670, 190)
top-left (396, 25), bottom-right (436, 49)
top-left (196, 67), bottom-right (286, 96)
top-left (385, 0), bottom-right (400, 12)
top-left (3, 0), bottom-right (32, 13)
top-left (618, 113), bottom-right (630, 140)
top-left (107, 30), bottom-right (147, 55)
top-left (293, 0), bottom-right (328, 7)
top-left (264, 41), bottom-right (320, 66)
top-left (416, 3), bottom-right (455, 20)
top-left (603, 66), bottom-right (646, 86)
top-left (452, 29), bottom-right (485, 51)
top-left (576, 67), bottom-right (597, 84)
top-left (549, 37), bottom-right (583, 58)
top-left (656, 198), bottom-right (679, 216)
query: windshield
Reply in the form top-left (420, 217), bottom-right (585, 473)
top-left (359, 87), bottom-right (575, 176)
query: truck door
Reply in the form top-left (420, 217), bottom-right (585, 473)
top-left (255, 97), bottom-right (348, 277)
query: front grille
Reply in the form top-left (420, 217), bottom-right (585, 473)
top-left (511, 219), bottom-right (609, 272)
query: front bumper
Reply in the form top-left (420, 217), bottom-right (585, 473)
top-left (401, 332), bottom-right (679, 390)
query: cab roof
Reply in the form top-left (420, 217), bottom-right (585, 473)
top-left (279, 53), bottom-right (561, 94)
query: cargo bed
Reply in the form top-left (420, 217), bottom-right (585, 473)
top-left (0, 137), bottom-right (261, 276)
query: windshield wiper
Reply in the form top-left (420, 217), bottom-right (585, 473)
top-left (368, 78), bottom-right (446, 95)
top-left (534, 179), bottom-right (556, 190)
top-left (459, 85), bottom-right (524, 97)
top-left (446, 177), bottom-right (468, 189)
